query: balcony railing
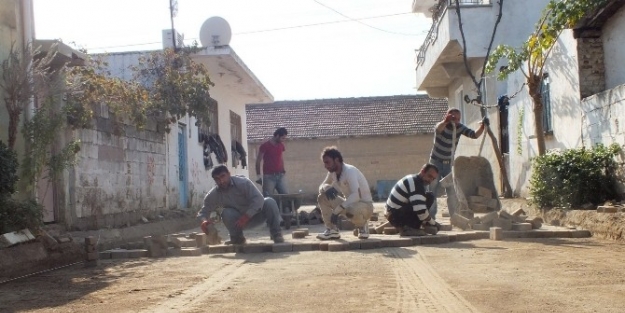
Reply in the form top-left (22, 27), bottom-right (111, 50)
top-left (416, 0), bottom-right (492, 66)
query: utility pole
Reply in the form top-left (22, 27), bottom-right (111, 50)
top-left (169, 0), bottom-right (178, 50)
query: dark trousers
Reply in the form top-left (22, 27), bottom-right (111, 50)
top-left (386, 207), bottom-right (424, 229)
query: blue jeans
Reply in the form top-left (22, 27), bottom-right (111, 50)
top-left (262, 172), bottom-right (288, 196)
top-left (428, 158), bottom-right (457, 219)
top-left (220, 197), bottom-right (283, 240)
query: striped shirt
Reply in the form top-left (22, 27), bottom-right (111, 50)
top-left (385, 174), bottom-right (430, 222)
top-left (430, 122), bottom-right (476, 161)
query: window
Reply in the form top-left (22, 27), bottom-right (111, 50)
top-left (540, 73), bottom-right (553, 134)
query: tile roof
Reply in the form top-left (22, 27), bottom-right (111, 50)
top-left (246, 95), bottom-right (448, 141)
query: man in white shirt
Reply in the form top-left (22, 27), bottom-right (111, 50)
top-left (316, 146), bottom-right (374, 240)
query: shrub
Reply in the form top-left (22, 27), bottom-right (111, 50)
top-left (529, 144), bottom-right (622, 208)
top-left (0, 197), bottom-right (43, 234)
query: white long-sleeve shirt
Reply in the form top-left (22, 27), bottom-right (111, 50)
top-left (319, 163), bottom-right (372, 207)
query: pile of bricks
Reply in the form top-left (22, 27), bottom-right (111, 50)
top-left (84, 236), bottom-right (99, 267)
top-left (99, 233), bottom-right (208, 260)
top-left (451, 208), bottom-right (543, 231)
top-left (468, 186), bottom-right (499, 213)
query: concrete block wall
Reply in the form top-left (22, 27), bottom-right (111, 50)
top-left (248, 134), bottom-right (434, 202)
top-left (67, 117), bottom-right (168, 230)
top-left (577, 33), bottom-right (606, 99)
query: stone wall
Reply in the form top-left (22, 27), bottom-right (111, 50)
top-left (577, 30), bottom-right (606, 99)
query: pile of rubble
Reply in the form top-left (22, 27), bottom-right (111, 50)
top-left (451, 208), bottom-right (543, 231)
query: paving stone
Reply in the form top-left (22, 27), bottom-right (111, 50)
top-left (201, 246), bottom-right (210, 254)
top-left (477, 186), bottom-right (493, 198)
top-left (458, 210), bottom-right (475, 220)
top-left (480, 211), bottom-right (499, 225)
top-left (502, 231), bottom-right (529, 239)
top-left (0, 229), bottom-right (36, 248)
top-left (512, 214), bottom-right (528, 223)
top-left (127, 249), bottom-right (148, 258)
top-left (169, 237), bottom-right (196, 248)
top-left (242, 244), bottom-right (273, 253)
top-left (442, 212), bottom-right (451, 218)
top-left (339, 219), bottom-right (355, 231)
top-left (110, 250), bottom-right (129, 259)
top-left (486, 198), bottom-right (499, 209)
top-left (295, 228), bottom-right (310, 236)
top-left (455, 232), bottom-right (481, 241)
top-left (512, 208), bottom-right (527, 217)
top-left (369, 228), bottom-right (377, 234)
top-left (490, 227), bottom-right (503, 240)
top-left (348, 241), bottom-right (361, 250)
top-left (511, 223), bottom-right (532, 231)
top-left (369, 215), bottom-right (379, 221)
top-left (597, 206), bottom-right (618, 213)
top-left (381, 237), bottom-right (414, 247)
top-left (439, 224), bottom-right (452, 231)
top-left (498, 210), bottom-right (513, 220)
top-left (359, 239), bottom-right (382, 249)
top-left (208, 245), bottom-right (235, 254)
top-left (493, 218), bottom-right (513, 231)
top-left (166, 247), bottom-right (181, 257)
top-left (292, 230), bottom-right (307, 239)
top-left (446, 233), bottom-right (457, 242)
top-left (470, 203), bottom-right (489, 213)
top-left (410, 237), bottom-right (422, 245)
top-left (471, 223), bottom-right (491, 231)
top-left (272, 243), bottom-right (293, 253)
top-left (180, 248), bottom-right (202, 257)
top-left (86, 252), bottom-right (99, 261)
top-left (85, 245), bottom-right (96, 253)
top-left (550, 230), bottom-right (573, 238)
top-left (319, 242), bottom-right (329, 251)
top-left (195, 234), bottom-right (207, 247)
top-left (451, 214), bottom-right (470, 230)
top-left (469, 195), bottom-right (487, 204)
top-left (469, 217), bottom-right (482, 226)
top-left (383, 227), bottom-right (398, 235)
top-left (99, 251), bottom-right (112, 259)
top-left (420, 235), bottom-right (450, 245)
top-left (292, 242), bottom-right (320, 251)
top-left (85, 236), bottom-right (97, 245)
top-left (327, 242), bottom-right (349, 252)
top-left (571, 230), bottom-right (591, 238)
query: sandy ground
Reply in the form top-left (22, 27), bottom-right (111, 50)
top-left (1, 202), bottom-right (625, 313)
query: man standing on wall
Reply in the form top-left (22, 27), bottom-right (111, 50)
top-left (316, 146), bottom-right (374, 240)
top-left (255, 127), bottom-right (288, 196)
top-left (429, 108), bottom-right (487, 218)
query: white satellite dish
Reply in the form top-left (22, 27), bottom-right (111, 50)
top-left (199, 16), bottom-right (232, 47)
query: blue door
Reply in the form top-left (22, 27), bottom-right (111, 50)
top-left (178, 125), bottom-right (188, 208)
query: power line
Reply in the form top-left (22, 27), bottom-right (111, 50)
top-left (311, 0), bottom-right (420, 36)
top-left (88, 11), bottom-right (418, 51)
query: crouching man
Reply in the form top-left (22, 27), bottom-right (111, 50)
top-left (386, 163), bottom-right (441, 236)
top-left (197, 165), bottom-right (284, 245)
top-left (316, 146), bottom-right (374, 240)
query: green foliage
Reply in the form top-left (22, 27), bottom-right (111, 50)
top-left (529, 144), bottom-right (622, 208)
top-left (0, 197), bottom-right (43, 234)
top-left (0, 141), bottom-right (19, 196)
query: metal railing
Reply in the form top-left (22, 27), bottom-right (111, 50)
top-left (416, 0), bottom-right (492, 66)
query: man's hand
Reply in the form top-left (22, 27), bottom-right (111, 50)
top-left (200, 220), bottom-right (213, 234)
top-left (444, 113), bottom-right (453, 123)
top-left (330, 213), bottom-right (340, 226)
top-left (255, 177), bottom-right (262, 185)
top-left (481, 116), bottom-right (490, 127)
top-left (425, 191), bottom-right (435, 210)
top-left (235, 214), bottom-right (251, 229)
top-left (325, 187), bottom-right (339, 200)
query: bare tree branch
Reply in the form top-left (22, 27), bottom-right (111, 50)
top-left (454, 0), bottom-right (479, 88)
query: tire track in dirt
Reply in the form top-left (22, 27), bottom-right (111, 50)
top-left (388, 248), bottom-right (480, 313)
top-left (143, 256), bottom-right (257, 313)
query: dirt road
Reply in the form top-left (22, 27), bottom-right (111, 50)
top-left (1, 236), bottom-right (624, 313)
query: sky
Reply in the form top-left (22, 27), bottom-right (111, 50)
top-left (32, 0), bottom-right (432, 101)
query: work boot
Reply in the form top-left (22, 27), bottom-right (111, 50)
top-left (316, 228), bottom-right (340, 240)
top-left (272, 234), bottom-right (285, 243)
top-left (224, 236), bottom-right (246, 245)
top-left (400, 227), bottom-right (427, 237)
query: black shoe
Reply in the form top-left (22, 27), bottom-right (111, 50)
top-left (224, 237), bottom-right (246, 245)
top-left (272, 234), bottom-right (285, 243)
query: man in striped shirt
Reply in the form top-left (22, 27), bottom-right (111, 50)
top-left (429, 108), bottom-right (486, 218)
top-left (385, 163), bottom-right (441, 236)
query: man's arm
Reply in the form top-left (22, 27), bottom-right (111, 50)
top-left (435, 113), bottom-right (453, 134)
top-left (318, 172), bottom-right (333, 193)
top-left (475, 122), bottom-right (485, 138)
top-left (341, 168), bottom-right (361, 207)
top-left (244, 178), bottom-right (265, 217)
top-left (196, 189), bottom-right (218, 221)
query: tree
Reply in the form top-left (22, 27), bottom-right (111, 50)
top-left (453, 0), bottom-right (513, 197)
top-left (486, 0), bottom-right (609, 156)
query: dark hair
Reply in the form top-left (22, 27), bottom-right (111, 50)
top-left (273, 127), bottom-right (288, 137)
top-left (447, 108), bottom-right (461, 114)
top-left (421, 163), bottom-right (439, 173)
top-left (211, 165), bottom-right (230, 177)
top-left (321, 146), bottom-right (343, 163)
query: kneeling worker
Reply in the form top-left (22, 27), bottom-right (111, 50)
top-left (385, 163), bottom-right (441, 236)
top-left (197, 165), bottom-right (284, 245)
top-left (316, 146), bottom-right (374, 240)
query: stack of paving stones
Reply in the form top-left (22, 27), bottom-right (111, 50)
top-left (597, 203), bottom-right (625, 213)
top-left (468, 186), bottom-right (499, 212)
top-left (84, 236), bottom-right (99, 267)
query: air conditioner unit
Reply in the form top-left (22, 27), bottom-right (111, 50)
top-left (162, 29), bottom-right (184, 49)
